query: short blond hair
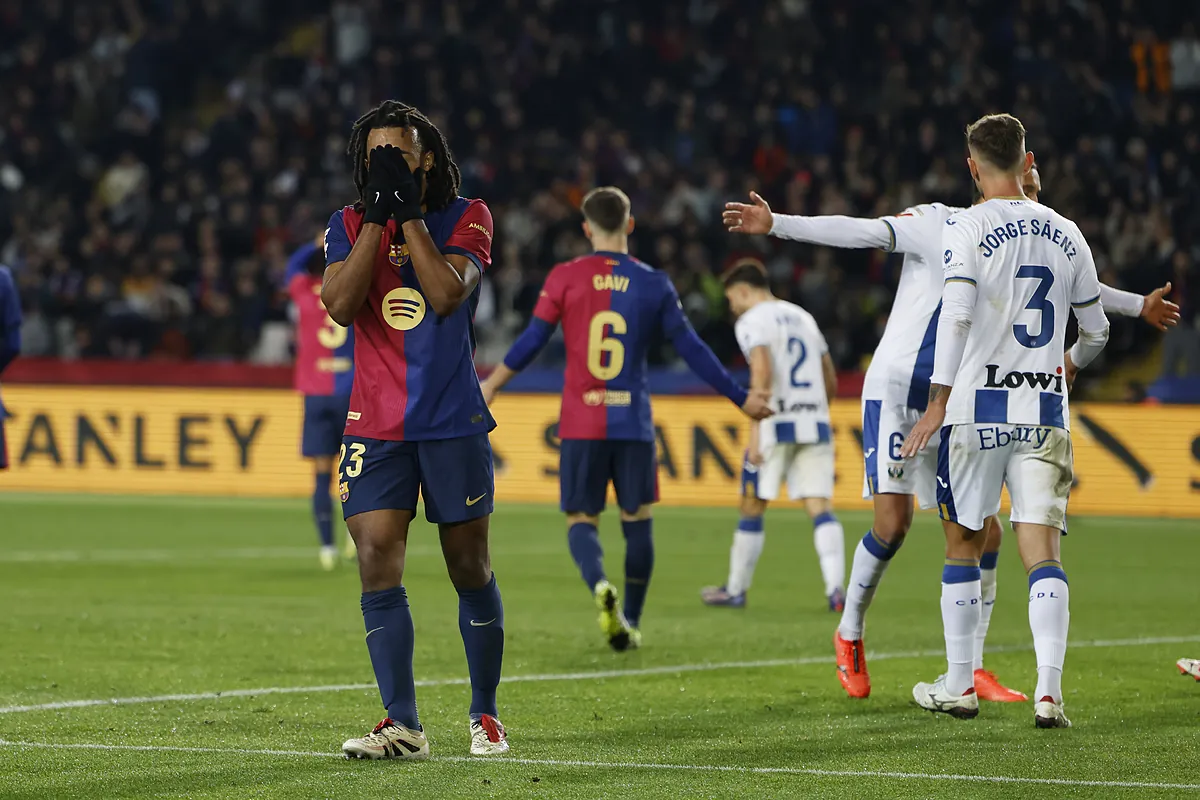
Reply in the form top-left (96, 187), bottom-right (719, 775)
top-left (581, 186), bottom-right (631, 233)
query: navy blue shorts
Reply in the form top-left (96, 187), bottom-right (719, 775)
top-left (339, 433), bottom-right (495, 525)
top-left (302, 394), bottom-right (351, 457)
top-left (559, 439), bottom-right (658, 515)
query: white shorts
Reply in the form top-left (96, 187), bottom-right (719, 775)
top-left (861, 398), bottom-right (937, 510)
top-left (937, 423), bottom-right (1074, 532)
top-left (743, 441), bottom-right (835, 502)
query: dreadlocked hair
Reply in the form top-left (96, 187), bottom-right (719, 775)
top-left (347, 100), bottom-right (461, 212)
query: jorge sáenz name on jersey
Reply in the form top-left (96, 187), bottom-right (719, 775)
top-left (977, 217), bottom-right (1078, 261)
top-left (984, 364), bottom-right (1065, 393)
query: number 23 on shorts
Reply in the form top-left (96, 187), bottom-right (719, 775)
top-left (337, 442), bottom-right (365, 502)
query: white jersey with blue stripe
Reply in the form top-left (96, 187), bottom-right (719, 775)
top-left (939, 198), bottom-right (1103, 431)
top-left (735, 299), bottom-right (831, 447)
top-left (862, 203), bottom-right (963, 410)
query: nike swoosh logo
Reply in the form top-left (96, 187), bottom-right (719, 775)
top-left (466, 494), bottom-right (487, 507)
top-left (469, 618), bottom-right (495, 627)
top-left (857, 583), bottom-right (876, 589)
top-left (865, 448), bottom-right (876, 458)
top-left (394, 191), bottom-right (404, 203)
top-left (365, 626), bottom-right (384, 639)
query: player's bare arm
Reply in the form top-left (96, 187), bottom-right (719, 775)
top-left (404, 228), bottom-right (480, 316)
top-left (480, 363), bottom-right (515, 406)
top-left (821, 353), bottom-right (837, 405)
top-left (322, 227), bottom-right (383, 326)
top-left (902, 384), bottom-right (949, 458)
top-left (745, 345), bottom-right (774, 425)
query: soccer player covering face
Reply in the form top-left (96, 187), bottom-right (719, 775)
top-left (481, 187), bottom-right (772, 651)
top-left (0, 264), bottom-right (20, 470)
top-left (724, 157), bottom-right (1176, 706)
top-left (901, 113), bottom-right (1111, 728)
top-left (321, 101), bottom-right (508, 759)
top-left (700, 261), bottom-right (847, 612)
top-left (285, 232), bottom-right (355, 570)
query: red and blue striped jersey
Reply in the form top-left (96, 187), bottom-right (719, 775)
top-left (534, 252), bottom-right (691, 441)
top-left (287, 242), bottom-right (354, 397)
top-left (323, 197), bottom-right (494, 441)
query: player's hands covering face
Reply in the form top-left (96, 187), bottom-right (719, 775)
top-left (364, 145), bottom-right (424, 226)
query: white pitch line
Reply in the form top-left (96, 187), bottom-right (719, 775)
top-left (0, 740), bottom-right (1196, 791)
top-left (2, 635), bottom-right (1196, 716)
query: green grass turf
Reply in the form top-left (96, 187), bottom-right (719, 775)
top-left (0, 495), bottom-right (1197, 799)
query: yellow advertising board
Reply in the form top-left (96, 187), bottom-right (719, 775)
top-left (1, 386), bottom-right (1198, 518)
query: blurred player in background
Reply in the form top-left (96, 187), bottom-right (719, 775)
top-left (286, 232), bottom-right (355, 570)
top-left (481, 187), bottom-right (772, 651)
top-left (321, 101), bottom-right (508, 758)
top-left (902, 113), bottom-right (1110, 728)
top-left (700, 261), bottom-right (846, 612)
top-left (0, 264), bottom-right (20, 471)
top-left (724, 161), bottom-right (1177, 704)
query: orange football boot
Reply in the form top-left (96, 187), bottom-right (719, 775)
top-left (834, 631), bottom-right (870, 698)
top-left (973, 669), bottom-right (1028, 702)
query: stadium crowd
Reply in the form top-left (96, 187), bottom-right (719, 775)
top-left (1, 0), bottom-right (1198, 378)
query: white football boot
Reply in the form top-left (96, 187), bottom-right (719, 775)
top-left (470, 714), bottom-right (509, 755)
top-left (342, 718), bottom-right (430, 760)
top-left (1034, 696), bottom-right (1072, 729)
top-left (913, 675), bottom-right (979, 719)
top-left (1177, 658), bottom-right (1200, 681)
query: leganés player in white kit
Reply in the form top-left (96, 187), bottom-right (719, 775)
top-left (902, 113), bottom-right (1110, 728)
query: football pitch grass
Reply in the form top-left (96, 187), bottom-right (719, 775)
top-left (0, 495), bottom-right (1197, 799)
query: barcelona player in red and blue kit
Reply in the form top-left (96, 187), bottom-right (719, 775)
top-left (482, 187), bottom-right (772, 651)
top-left (320, 101), bottom-right (507, 759)
top-left (285, 233), bottom-right (355, 569)
top-left (0, 264), bottom-right (21, 470)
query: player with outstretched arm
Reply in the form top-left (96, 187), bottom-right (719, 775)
top-left (481, 187), bottom-right (772, 651)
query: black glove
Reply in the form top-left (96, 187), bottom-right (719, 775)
top-left (363, 145), bottom-right (424, 226)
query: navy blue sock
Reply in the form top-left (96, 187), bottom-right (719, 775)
top-left (457, 573), bottom-right (505, 719)
top-left (313, 472), bottom-right (334, 547)
top-left (621, 518), bottom-right (654, 628)
top-left (568, 522), bottom-right (606, 590)
top-left (361, 586), bottom-right (419, 730)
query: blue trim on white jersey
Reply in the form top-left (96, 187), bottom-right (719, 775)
top-left (1039, 392), bottom-right (1065, 428)
top-left (974, 389), bottom-right (1008, 423)
top-left (906, 301), bottom-right (941, 412)
top-left (862, 400), bottom-right (882, 495)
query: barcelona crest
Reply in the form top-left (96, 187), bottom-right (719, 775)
top-left (339, 481), bottom-right (350, 502)
top-left (388, 242), bottom-right (410, 268)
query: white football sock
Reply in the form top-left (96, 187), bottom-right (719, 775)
top-left (1029, 576), bottom-right (1069, 702)
top-left (837, 534), bottom-right (896, 641)
top-left (726, 524), bottom-right (765, 596)
top-left (974, 562), bottom-right (998, 671)
top-left (942, 579), bottom-right (982, 696)
top-left (813, 517), bottom-right (845, 596)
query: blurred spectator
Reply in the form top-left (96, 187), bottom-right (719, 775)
top-left (0, 0), bottom-right (1195, 379)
